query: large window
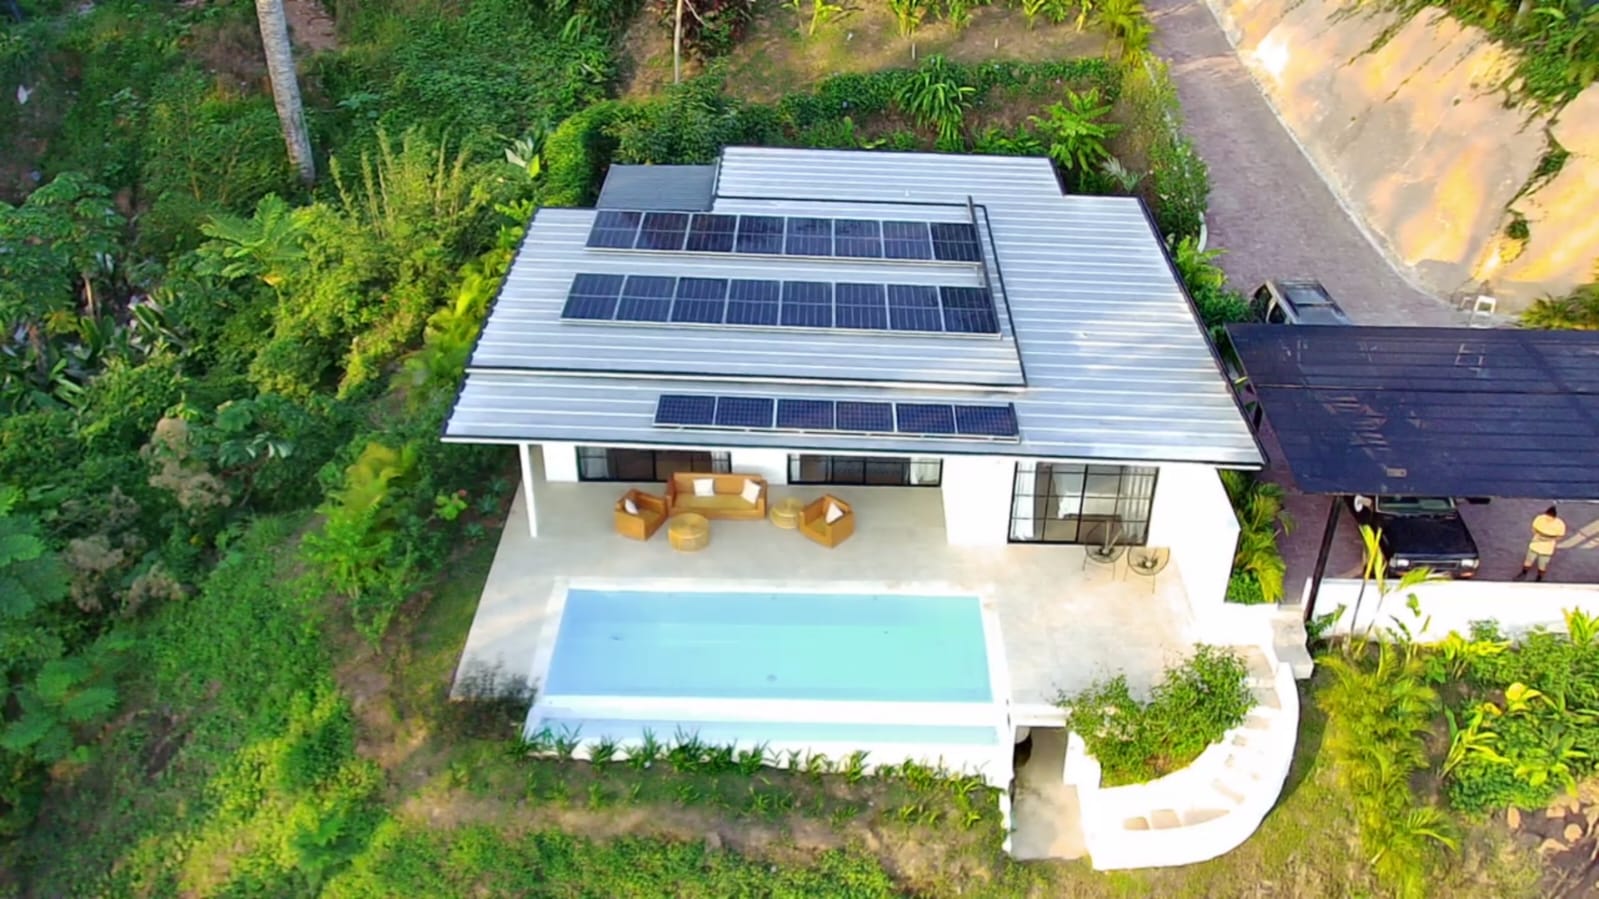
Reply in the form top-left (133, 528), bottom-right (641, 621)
top-left (577, 448), bottom-right (730, 482)
top-left (1009, 463), bottom-right (1157, 545)
top-left (788, 455), bottom-right (942, 487)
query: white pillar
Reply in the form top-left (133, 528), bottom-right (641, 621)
top-left (542, 441), bottom-right (579, 482)
top-left (727, 448), bottom-right (789, 483)
top-left (940, 456), bottom-right (1013, 546)
top-left (518, 442), bottom-right (538, 538)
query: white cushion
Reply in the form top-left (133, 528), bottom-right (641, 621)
top-left (693, 477), bottom-right (716, 498)
top-left (824, 501), bottom-right (845, 525)
top-left (740, 478), bottom-right (762, 504)
top-left (623, 497), bottom-right (639, 515)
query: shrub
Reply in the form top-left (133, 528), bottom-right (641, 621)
top-left (1119, 58), bottom-right (1209, 241)
top-left (1059, 644), bottom-right (1253, 785)
top-left (1028, 87), bottom-right (1121, 187)
top-left (1220, 470), bottom-right (1293, 603)
top-left (652, 0), bottom-right (756, 59)
top-left (1521, 278), bottom-right (1599, 330)
top-left (895, 55), bottom-right (976, 147)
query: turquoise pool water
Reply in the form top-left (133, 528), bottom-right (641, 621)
top-left (542, 589), bottom-right (995, 704)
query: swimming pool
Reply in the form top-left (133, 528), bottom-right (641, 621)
top-left (527, 586), bottom-right (1012, 785)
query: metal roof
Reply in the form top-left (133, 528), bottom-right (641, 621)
top-left (1229, 324), bottom-right (1599, 498)
top-left (595, 164), bottom-right (716, 210)
top-left (447, 148), bottom-right (1263, 468)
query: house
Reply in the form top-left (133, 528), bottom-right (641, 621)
top-left (442, 147), bottom-right (1265, 798)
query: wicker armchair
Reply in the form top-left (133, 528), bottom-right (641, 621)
top-left (799, 495), bottom-right (854, 548)
top-left (614, 489), bottom-right (668, 541)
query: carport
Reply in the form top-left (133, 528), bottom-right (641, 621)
top-left (1226, 325), bottom-right (1599, 618)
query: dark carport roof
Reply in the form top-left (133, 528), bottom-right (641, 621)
top-left (1227, 325), bottom-right (1599, 499)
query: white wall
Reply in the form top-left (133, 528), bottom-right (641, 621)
top-left (940, 456), bottom-right (1015, 546)
top-left (728, 449), bottom-right (789, 484)
top-left (541, 441), bottom-right (579, 482)
top-left (1313, 577), bottom-right (1599, 640)
top-left (1147, 464), bottom-right (1239, 628)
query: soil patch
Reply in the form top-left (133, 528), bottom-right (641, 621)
top-left (283, 0), bottom-right (339, 54)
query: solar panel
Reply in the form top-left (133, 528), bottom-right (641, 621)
top-left (654, 394), bottom-right (716, 426)
top-left (726, 279), bottom-right (781, 326)
top-left (735, 216), bottom-right (786, 254)
top-left (940, 286), bottom-right (1000, 334)
top-left (615, 275), bottom-right (676, 322)
top-left (834, 282), bottom-right (888, 330)
top-left (671, 277), bottom-right (728, 324)
top-left (896, 403), bottom-right (957, 435)
top-left (561, 273), bottom-right (625, 319)
top-left (684, 213), bottom-right (737, 253)
top-left (930, 222), bottom-right (982, 262)
top-left (714, 396), bottom-right (775, 429)
top-left (775, 399), bottom-right (835, 430)
top-left (785, 217), bottom-right (833, 256)
top-left (587, 211), bottom-right (642, 249)
top-left (954, 404), bottom-right (1019, 438)
top-left (833, 219), bottom-right (882, 258)
top-left (887, 284), bottom-right (943, 332)
top-left (634, 212), bottom-right (689, 251)
top-left (882, 220), bottom-right (933, 260)
top-left (835, 401), bottom-right (894, 433)
top-left (780, 281), bottom-right (833, 328)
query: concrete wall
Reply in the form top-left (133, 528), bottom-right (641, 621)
top-left (940, 456), bottom-right (1015, 546)
top-left (727, 448), bottom-right (789, 484)
top-left (1148, 464), bottom-right (1240, 625)
top-left (1206, 0), bottom-right (1599, 309)
top-left (542, 441), bottom-right (579, 482)
top-left (1312, 577), bottom-right (1599, 639)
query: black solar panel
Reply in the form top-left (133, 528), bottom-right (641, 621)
top-left (930, 222), bottom-right (982, 262)
top-left (785, 217), bottom-right (833, 256)
top-left (561, 273), bottom-right (626, 319)
top-left (833, 219), bottom-right (883, 258)
top-left (714, 396), bottom-right (775, 429)
top-left (655, 394), bottom-right (716, 426)
top-left (671, 277), bottom-right (728, 324)
top-left (835, 401), bottom-right (894, 433)
top-left (684, 213), bottom-right (737, 253)
top-left (882, 221), bottom-right (933, 260)
top-left (615, 275), bottom-right (676, 322)
top-left (780, 281), bottom-right (833, 328)
top-left (726, 279), bottom-right (781, 326)
top-left (941, 286), bottom-right (999, 334)
top-left (896, 403), bottom-right (957, 435)
top-left (834, 282), bottom-right (888, 330)
top-left (587, 211), bottom-right (642, 249)
top-left (887, 284), bottom-right (943, 332)
top-left (634, 212), bottom-right (689, 251)
top-left (954, 404), bottom-right (1019, 438)
top-left (735, 216), bottom-right (786, 254)
top-left (775, 399), bottom-right (835, 430)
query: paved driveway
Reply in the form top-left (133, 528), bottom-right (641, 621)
top-left (1144, 0), bottom-right (1599, 588)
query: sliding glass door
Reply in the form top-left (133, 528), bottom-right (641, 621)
top-left (1009, 462), bottom-right (1157, 545)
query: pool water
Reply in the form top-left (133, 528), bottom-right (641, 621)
top-left (542, 589), bottom-right (994, 704)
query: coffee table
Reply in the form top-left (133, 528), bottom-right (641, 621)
top-left (667, 512), bottom-right (711, 552)
top-left (769, 496), bottom-right (806, 529)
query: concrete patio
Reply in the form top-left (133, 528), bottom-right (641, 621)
top-left (453, 465), bottom-right (1203, 715)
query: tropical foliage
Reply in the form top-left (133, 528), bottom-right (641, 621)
top-left (1520, 275), bottom-right (1599, 330)
top-left (1220, 470), bottom-right (1294, 604)
top-left (1029, 87), bottom-right (1121, 179)
top-left (1391, 0), bottom-right (1599, 102)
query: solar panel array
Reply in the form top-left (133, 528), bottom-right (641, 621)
top-left (653, 394), bottom-right (1020, 441)
top-left (586, 211), bottom-right (983, 263)
top-left (562, 274), bottom-right (1000, 335)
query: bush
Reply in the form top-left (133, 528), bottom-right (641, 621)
top-left (652, 0), bottom-right (757, 59)
top-left (1059, 645), bottom-right (1253, 785)
top-left (1119, 58), bottom-right (1209, 241)
top-left (1226, 570), bottom-right (1267, 604)
top-left (542, 102), bottom-right (623, 207)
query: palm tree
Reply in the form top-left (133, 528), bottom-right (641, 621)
top-left (255, 0), bottom-right (315, 184)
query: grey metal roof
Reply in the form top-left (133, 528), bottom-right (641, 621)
top-left (447, 148), bottom-right (1263, 468)
top-left (595, 164), bottom-right (716, 211)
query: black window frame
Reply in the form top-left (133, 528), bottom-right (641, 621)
top-left (787, 455), bottom-right (942, 487)
top-left (1008, 463), bottom-right (1158, 545)
top-left (576, 447), bottom-right (731, 482)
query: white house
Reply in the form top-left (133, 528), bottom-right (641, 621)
top-left (441, 147), bottom-right (1266, 800)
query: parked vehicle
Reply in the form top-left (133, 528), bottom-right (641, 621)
top-left (1251, 279), bottom-right (1354, 326)
top-left (1348, 495), bottom-right (1481, 578)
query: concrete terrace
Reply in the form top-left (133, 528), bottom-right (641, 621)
top-left (454, 461), bottom-right (1200, 714)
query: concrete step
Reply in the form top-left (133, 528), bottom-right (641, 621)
top-left (1182, 807), bottom-right (1229, 825)
top-left (1123, 815), bottom-right (1150, 831)
top-left (1149, 809), bottom-right (1182, 829)
top-left (1271, 609), bottom-right (1316, 679)
top-left (1211, 779), bottom-right (1248, 804)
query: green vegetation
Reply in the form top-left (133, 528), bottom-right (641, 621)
top-left (1389, 0), bottom-right (1599, 103)
top-left (1058, 645), bottom-right (1254, 785)
top-left (1521, 263), bottom-right (1599, 329)
top-left (1220, 470), bottom-right (1294, 604)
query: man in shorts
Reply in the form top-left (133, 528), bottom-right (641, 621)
top-left (1514, 506), bottom-right (1566, 582)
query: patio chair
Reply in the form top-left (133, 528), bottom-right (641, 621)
top-left (1081, 523), bottom-right (1125, 574)
top-left (1125, 547), bottom-right (1172, 593)
top-left (799, 495), bottom-right (854, 548)
top-left (614, 488), bottom-right (668, 541)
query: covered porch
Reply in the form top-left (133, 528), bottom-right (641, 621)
top-left (455, 453), bottom-right (1205, 714)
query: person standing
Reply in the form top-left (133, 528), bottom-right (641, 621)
top-left (1514, 506), bottom-right (1566, 582)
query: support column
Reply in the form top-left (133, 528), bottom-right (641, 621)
top-left (518, 442), bottom-right (538, 538)
top-left (1303, 495), bottom-right (1340, 622)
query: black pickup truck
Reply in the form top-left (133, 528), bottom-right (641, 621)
top-left (1349, 495), bottom-right (1482, 578)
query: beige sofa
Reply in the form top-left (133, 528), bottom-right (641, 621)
top-left (666, 472), bottom-right (768, 520)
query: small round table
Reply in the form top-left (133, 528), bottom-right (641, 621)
top-left (769, 496), bottom-right (806, 529)
top-left (668, 513), bottom-right (711, 552)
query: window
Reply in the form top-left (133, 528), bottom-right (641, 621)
top-left (788, 455), bottom-right (942, 487)
top-left (577, 448), bottom-right (730, 482)
top-left (1009, 463), bottom-right (1157, 545)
